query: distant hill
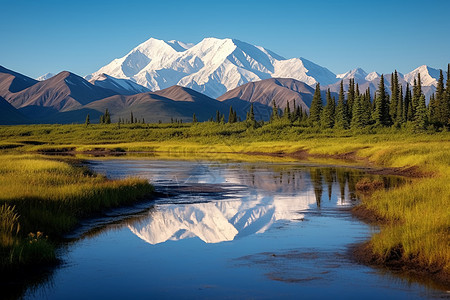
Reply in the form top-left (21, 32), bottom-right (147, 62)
top-left (7, 71), bottom-right (118, 112)
top-left (1, 61), bottom-right (446, 125)
top-left (0, 95), bottom-right (30, 125)
top-left (0, 66), bottom-right (235, 124)
top-left (82, 85), bottom-right (231, 123)
top-left (218, 78), bottom-right (315, 112)
top-left (0, 65), bottom-right (38, 98)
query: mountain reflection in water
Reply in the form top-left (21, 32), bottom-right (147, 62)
top-left (16, 159), bottom-right (439, 300)
top-left (122, 162), bottom-right (377, 245)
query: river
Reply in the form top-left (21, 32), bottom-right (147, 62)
top-left (22, 158), bottom-right (446, 299)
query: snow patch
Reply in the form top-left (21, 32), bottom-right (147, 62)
top-left (36, 73), bottom-right (55, 81)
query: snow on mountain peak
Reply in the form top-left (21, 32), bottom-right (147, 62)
top-left (336, 68), bottom-right (368, 83)
top-left (90, 73), bottom-right (108, 81)
top-left (88, 37), bottom-right (339, 98)
top-left (365, 71), bottom-right (380, 81)
top-left (404, 65), bottom-right (445, 86)
top-left (36, 72), bottom-right (55, 81)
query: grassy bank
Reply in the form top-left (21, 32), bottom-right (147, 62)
top-left (0, 155), bottom-right (153, 270)
top-left (0, 122), bottom-right (449, 285)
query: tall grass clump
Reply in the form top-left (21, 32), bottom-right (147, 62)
top-left (0, 204), bottom-right (20, 246)
top-left (0, 155), bottom-right (154, 269)
top-left (364, 176), bottom-right (450, 274)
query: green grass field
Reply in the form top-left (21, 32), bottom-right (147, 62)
top-left (0, 122), bottom-right (449, 283)
top-left (0, 155), bottom-right (153, 269)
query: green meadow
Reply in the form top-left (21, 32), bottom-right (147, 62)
top-left (0, 154), bottom-right (153, 269)
top-left (0, 121), bottom-right (449, 284)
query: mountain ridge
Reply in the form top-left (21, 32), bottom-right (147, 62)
top-left (87, 37), bottom-right (446, 100)
top-left (88, 37), bottom-right (338, 98)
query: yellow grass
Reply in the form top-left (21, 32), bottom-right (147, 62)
top-left (0, 124), bottom-right (449, 276)
top-left (0, 155), bottom-right (154, 268)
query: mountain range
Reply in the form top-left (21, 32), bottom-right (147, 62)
top-left (87, 37), bottom-right (339, 99)
top-left (0, 37), bottom-right (447, 125)
top-left (86, 37), bottom-right (446, 100)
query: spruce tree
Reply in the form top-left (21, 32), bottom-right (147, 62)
top-left (292, 99), bottom-right (297, 122)
top-left (216, 110), bottom-right (220, 123)
top-left (347, 79), bottom-right (355, 120)
top-left (301, 107), bottom-right (308, 123)
top-left (294, 104), bottom-right (301, 123)
top-left (444, 63), bottom-right (450, 127)
top-left (396, 85), bottom-right (404, 124)
top-left (414, 94), bottom-right (428, 131)
top-left (373, 74), bottom-right (391, 126)
top-left (270, 100), bottom-right (279, 121)
top-left (405, 84), bottom-right (413, 121)
top-left (309, 83), bottom-right (323, 127)
top-left (130, 111), bottom-right (134, 124)
top-left (435, 69), bottom-right (446, 126)
top-left (428, 93), bottom-right (437, 125)
top-left (335, 81), bottom-right (349, 129)
top-left (85, 114), bottom-right (90, 126)
top-left (284, 101), bottom-right (291, 121)
top-left (362, 88), bottom-right (372, 126)
top-left (105, 109), bottom-right (111, 124)
top-left (228, 106), bottom-right (234, 123)
top-left (249, 103), bottom-right (255, 121)
top-left (295, 105), bottom-right (301, 123)
top-left (412, 74), bottom-right (423, 117)
top-left (321, 88), bottom-right (335, 129)
top-left (351, 94), bottom-right (365, 129)
top-left (390, 71), bottom-right (399, 121)
top-left (193, 113), bottom-right (197, 123)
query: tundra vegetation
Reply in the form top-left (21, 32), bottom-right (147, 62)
top-left (0, 68), bottom-right (449, 285)
top-left (0, 155), bottom-right (153, 270)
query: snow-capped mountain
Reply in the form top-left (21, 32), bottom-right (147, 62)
top-left (365, 71), bottom-right (380, 81)
top-left (36, 72), bottom-right (55, 81)
top-left (336, 65), bottom-right (445, 88)
top-left (336, 68), bottom-right (369, 84)
top-left (330, 66), bottom-right (445, 102)
top-left (403, 65), bottom-right (447, 86)
top-left (89, 37), bottom-right (338, 98)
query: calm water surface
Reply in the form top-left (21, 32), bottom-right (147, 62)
top-left (24, 159), bottom-right (447, 299)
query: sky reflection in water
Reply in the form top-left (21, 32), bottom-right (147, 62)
top-left (24, 159), bottom-right (444, 299)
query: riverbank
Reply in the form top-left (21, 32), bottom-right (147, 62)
top-left (0, 123), bottom-right (448, 288)
top-left (0, 155), bottom-right (154, 271)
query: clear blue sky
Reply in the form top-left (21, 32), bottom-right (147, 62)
top-left (1, 0), bottom-right (449, 78)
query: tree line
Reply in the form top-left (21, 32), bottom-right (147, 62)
top-left (273, 64), bottom-right (450, 131)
